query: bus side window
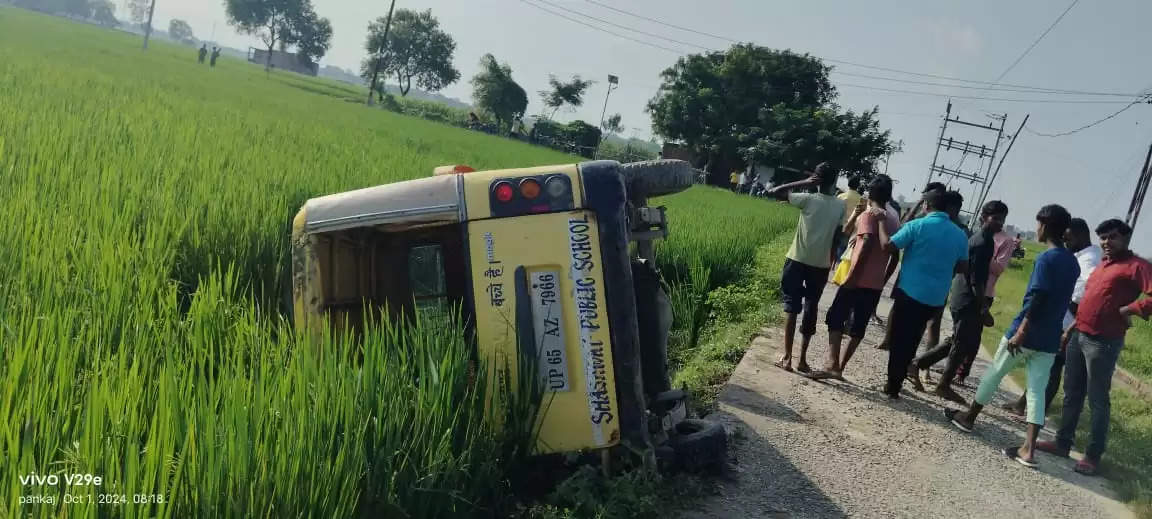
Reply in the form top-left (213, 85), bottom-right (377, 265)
top-left (408, 244), bottom-right (446, 301)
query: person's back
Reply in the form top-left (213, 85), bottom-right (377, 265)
top-left (893, 208), bottom-right (969, 306)
top-left (787, 190), bottom-right (845, 269)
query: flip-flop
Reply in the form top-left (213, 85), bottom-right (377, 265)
top-left (944, 409), bottom-right (973, 433)
top-left (804, 370), bottom-right (842, 381)
top-left (774, 359), bottom-right (793, 372)
top-left (1003, 447), bottom-right (1038, 469)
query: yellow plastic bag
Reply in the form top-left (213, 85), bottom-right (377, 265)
top-left (831, 240), bottom-right (854, 285)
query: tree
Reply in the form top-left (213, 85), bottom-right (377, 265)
top-left (741, 105), bottom-right (897, 183)
top-left (601, 113), bottom-right (624, 136)
top-left (539, 75), bottom-right (594, 119)
top-left (358, 9), bottom-right (459, 97)
top-left (90, 0), bottom-right (118, 26)
top-left (291, 7), bottom-right (332, 64)
top-left (225, 0), bottom-right (325, 70)
top-left (648, 44), bottom-right (837, 180)
top-left (471, 54), bottom-right (527, 135)
top-left (124, 0), bottom-right (149, 27)
top-left (168, 19), bottom-right (195, 44)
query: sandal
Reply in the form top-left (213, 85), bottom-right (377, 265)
top-left (804, 370), bottom-right (843, 381)
top-left (796, 362), bottom-right (812, 374)
top-left (774, 358), bottom-right (793, 372)
top-left (944, 409), bottom-right (973, 433)
top-left (1074, 458), bottom-right (1099, 476)
top-left (906, 366), bottom-right (925, 392)
top-left (1003, 447), bottom-right (1038, 469)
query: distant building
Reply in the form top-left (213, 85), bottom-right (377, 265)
top-left (247, 48), bottom-right (318, 76)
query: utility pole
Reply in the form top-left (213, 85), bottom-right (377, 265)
top-left (142, 0), bottom-right (156, 50)
top-left (599, 74), bottom-right (619, 129)
top-left (1125, 141), bottom-right (1152, 231)
top-left (925, 100), bottom-right (1007, 226)
top-left (366, 0), bottom-right (398, 106)
top-left (884, 139), bottom-right (903, 175)
top-left (975, 114), bottom-right (1029, 216)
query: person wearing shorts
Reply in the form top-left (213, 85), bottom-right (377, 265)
top-left (808, 174), bottom-right (899, 379)
top-left (769, 162), bottom-right (845, 373)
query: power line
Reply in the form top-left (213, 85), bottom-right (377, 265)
top-left (832, 70), bottom-right (1139, 97)
top-left (836, 83), bottom-right (1138, 104)
top-left (583, 0), bottom-right (736, 43)
top-left (583, 0), bottom-right (1129, 97)
top-left (516, 0), bottom-right (684, 55)
top-left (534, 0), bottom-right (1145, 111)
top-left (993, 0), bottom-right (1080, 83)
top-left (1023, 94), bottom-right (1152, 137)
top-left (534, 0), bottom-right (710, 51)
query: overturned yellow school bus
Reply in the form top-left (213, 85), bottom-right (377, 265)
top-left (290, 159), bottom-right (725, 469)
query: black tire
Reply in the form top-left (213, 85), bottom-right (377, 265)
top-left (668, 419), bottom-right (727, 473)
top-left (655, 445), bottom-right (678, 472)
top-left (619, 159), bottom-right (695, 198)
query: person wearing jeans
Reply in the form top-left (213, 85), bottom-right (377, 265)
top-left (1005, 218), bottom-right (1101, 416)
top-left (909, 200), bottom-right (1009, 404)
top-left (769, 162), bottom-right (845, 374)
top-left (947, 205), bottom-right (1079, 469)
top-left (1038, 219), bottom-right (1152, 475)
top-left (874, 190), bottom-right (968, 399)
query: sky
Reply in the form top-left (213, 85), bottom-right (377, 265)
top-left (151, 0), bottom-right (1152, 252)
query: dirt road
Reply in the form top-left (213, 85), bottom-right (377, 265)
top-left (683, 282), bottom-right (1133, 519)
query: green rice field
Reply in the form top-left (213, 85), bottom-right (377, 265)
top-left (0, 6), bottom-right (794, 517)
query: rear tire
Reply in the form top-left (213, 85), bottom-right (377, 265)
top-left (669, 418), bottom-right (727, 473)
top-left (619, 159), bottom-right (695, 198)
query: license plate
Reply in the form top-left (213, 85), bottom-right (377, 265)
top-left (530, 270), bottom-right (570, 392)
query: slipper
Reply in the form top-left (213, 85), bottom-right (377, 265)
top-left (1003, 447), bottom-right (1038, 469)
top-left (796, 363), bottom-right (812, 374)
top-left (804, 370), bottom-right (842, 381)
top-left (944, 409), bottom-right (973, 433)
top-left (774, 359), bottom-right (793, 372)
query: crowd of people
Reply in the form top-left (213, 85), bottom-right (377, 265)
top-left (766, 162), bottom-right (1152, 474)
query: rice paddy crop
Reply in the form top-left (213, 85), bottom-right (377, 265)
top-left (0, 6), bottom-right (795, 517)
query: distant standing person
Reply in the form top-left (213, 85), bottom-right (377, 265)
top-left (1038, 218), bottom-right (1152, 475)
top-left (807, 174), bottom-right (899, 379)
top-left (946, 205), bottom-right (1078, 470)
top-left (210, 47), bottom-right (221, 67)
top-left (198, 44), bottom-right (208, 64)
top-left (769, 162), bottom-right (846, 373)
top-left (874, 190), bottom-right (968, 399)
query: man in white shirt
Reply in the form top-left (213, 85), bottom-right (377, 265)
top-left (1005, 218), bottom-right (1101, 416)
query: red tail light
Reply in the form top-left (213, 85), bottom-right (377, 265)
top-left (494, 182), bottom-right (515, 202)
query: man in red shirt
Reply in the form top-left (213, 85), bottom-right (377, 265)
top-left (1038, 219), bottom-right (1152, 475)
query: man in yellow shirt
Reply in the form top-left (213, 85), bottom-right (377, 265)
top-left (835, 176), bottom-right (863, 259)
top-left (729, 170), bottom-right (740, 191)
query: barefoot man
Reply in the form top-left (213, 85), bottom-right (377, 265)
top-left (808, 174), bottom-right (899, 379)
top-left (946, 205), bottom-right (1079, 469)
top-left (768, 162), bottom-right (845, 373)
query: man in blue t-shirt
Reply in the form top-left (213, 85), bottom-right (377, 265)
top-left (874, 190), bottom-right (969, 399)
top-left (946, 204), bottom-right (1079, 469)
